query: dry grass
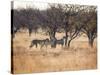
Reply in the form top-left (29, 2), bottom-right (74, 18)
top-left (12, 31), bottom-right (97, 74)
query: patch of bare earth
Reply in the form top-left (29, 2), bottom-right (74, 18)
top-left (12, 32), bottom-right (97, 74)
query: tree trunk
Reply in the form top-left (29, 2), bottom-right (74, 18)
top-left (49, 30), bottom-right (56, 39)
top-left (65, 31), bottom-right (68, 46)
top-left (89, 38), bottom-right (94, 47)
top-left (29, 28), bottom-right (32, 36)
top-left (49, 30), bottom-right (56, 48)
top-left (88, 32), bottom-right (94, 47)
top-left (52, 30), bottom-right (56, 38)
top-left (68, 40), bottom-right (71, 47)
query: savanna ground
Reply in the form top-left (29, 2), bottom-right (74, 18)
top-left (12, 30), bottom-right (97, 74)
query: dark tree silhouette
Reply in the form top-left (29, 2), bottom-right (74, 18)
top-left (63, 5), bottom-right (84, 47)
top-left (46, 4), bottom-right (65, 38)
top-left (81, 7), bottom-right (97, 47)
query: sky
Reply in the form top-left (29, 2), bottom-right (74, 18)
top-left (13, 1), bottom-right (49, 10)
top-left (12, 0), bottom-right (97, 10)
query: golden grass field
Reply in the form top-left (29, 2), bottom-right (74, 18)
top-left (12, 31), bottom-right (97, 74)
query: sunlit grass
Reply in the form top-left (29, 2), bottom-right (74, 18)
top-left (12, 31), bottom-right (97, 74)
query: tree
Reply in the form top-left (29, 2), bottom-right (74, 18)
top-left (45, 4), bottom-right (64, 38)
top-left (63, 4), bottom-right (84, 47)
top-left (81, 6), bottom-right (97, 47)
top-left (12, 9), bottom-right (21, 38)
top-left (13, 7), bottom-right (41, 37)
